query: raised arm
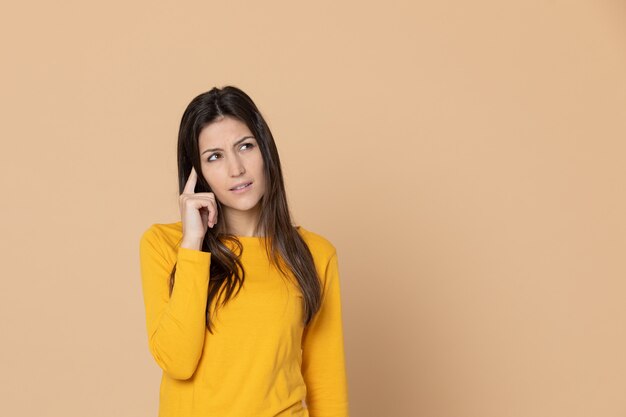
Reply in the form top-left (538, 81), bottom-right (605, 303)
top-left (139, 225), bottom-right (211, 380)
top-left (301, 250), bottom-right (350, 416)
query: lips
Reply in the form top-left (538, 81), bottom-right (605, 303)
top-left (230, 181), bottom-right (253, 191)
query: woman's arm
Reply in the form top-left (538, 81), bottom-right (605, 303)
top-left (139, 225), bottom-right (211, 380)
top-left (301, 250), bottom-right (350, 417)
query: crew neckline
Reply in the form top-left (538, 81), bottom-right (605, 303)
top-left (173, 222), bottom-right (302, 240)
top-left (232, 235), bottom-right (266, 240)
top-left (231, 225), bottom-right (302, 240)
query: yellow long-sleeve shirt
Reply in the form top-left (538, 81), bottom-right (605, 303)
top-left (139, 221), bottom-right (349, 417)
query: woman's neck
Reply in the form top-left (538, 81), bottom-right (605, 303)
top-left (221, 206), bottom-right (263, 237)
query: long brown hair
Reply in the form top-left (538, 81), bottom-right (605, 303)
top-left (171, 85), bottom-right (322, 334)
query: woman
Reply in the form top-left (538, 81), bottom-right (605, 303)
top-left (139, 85), bottom-right (349, 417)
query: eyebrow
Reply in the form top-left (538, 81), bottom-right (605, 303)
top-left (201, 136), bottom-right (255, 155)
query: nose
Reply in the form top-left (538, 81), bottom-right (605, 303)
top-left (228, 154), bottom-right (246, 177)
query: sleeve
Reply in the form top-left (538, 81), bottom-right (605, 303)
top-left (139, 226), bottom-right (211, 380)
top-left (301, 250), bottom-right (350, 417)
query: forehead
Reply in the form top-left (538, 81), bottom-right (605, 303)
top-left (198, 116), bottom-right (253, 145)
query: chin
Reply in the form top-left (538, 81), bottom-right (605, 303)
top-left (224, 197), bottom-right (263, 212)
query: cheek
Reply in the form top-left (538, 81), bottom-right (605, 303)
top-left (201, 167), bottom-right (230, 198)
top-left (255, 155), bottom-right (265, 177)
top-left (257, 172), bottom-right (268, 192)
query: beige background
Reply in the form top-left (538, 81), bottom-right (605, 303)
top-left (1, 1), bottom-right (625, 416)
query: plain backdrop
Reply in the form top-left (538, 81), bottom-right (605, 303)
top-left (1, 1), bottom-right (625, 416)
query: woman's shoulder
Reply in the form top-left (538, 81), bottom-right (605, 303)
top-left (295, 225), bottom-right (337, 259)
top-left (140, 221), bottom-right (183, 252)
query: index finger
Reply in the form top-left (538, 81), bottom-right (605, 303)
top-left (183, 166), bottom-right (197, 194)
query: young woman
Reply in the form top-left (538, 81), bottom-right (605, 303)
top-left (139, 86), bottom-right (349, 417)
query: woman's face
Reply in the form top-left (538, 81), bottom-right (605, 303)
top-left (197, 115), bottom-right (266, 218)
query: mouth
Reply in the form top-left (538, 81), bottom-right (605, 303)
top-left (230, 181), bottom-right (253, 191)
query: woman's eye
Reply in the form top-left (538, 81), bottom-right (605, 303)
top-left (206, 144), bottom-right (253, 162)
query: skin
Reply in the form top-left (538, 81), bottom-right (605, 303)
top-left (196, 115), bottom-right (267, 237)
top-left (179, 167), bottom-right (217, 249)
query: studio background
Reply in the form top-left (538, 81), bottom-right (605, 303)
top-left (1, 1), bottom-right (625, 416)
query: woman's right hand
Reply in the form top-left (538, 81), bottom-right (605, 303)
top-left (179, 167), bottom-right (218, 249)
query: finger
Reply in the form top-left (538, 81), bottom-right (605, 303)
top-left (188, 197), bottom-right (217, 227)
top-left (182, 167), bottom-right (197, 194)
top-left (207, 200), bottom-right (217, 227)
top-left (204, 199), bottom-right (217, 227)
top-left (187, 193), bottom-right (217, 224)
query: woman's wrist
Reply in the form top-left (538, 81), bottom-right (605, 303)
top-left (180, 237), bottom-right (203, 251)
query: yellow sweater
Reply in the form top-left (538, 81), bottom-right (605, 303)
top-left (139, 221), bottom-right (349, 417)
